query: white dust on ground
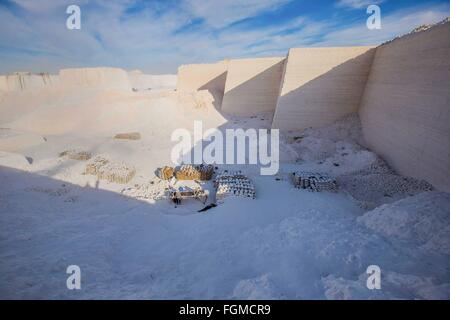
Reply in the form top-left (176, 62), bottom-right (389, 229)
top-left (0, 87), bottom-right (448, 299)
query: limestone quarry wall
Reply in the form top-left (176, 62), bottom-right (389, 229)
top-left (177, 61), bottom-right (228, 93)
top-left (221, 57), bottom-right (285, 116)
top-left (0, 68), bottom-right (133, 92)
top-left (59, 67), bottom-right (131, 91)
top-left (271, 46), bottom-right (375, 131)
top-left (359, 23), bottom-right (450, 191)
top-left (128, 71), bottom-right (177, 90)
top-left (0, 73), bottom-right (59, 92)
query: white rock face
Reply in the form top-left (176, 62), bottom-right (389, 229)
top-left (59, 67), bottom-right (132, 91)
top-left (177, 61), bottom-right (228, 93)
top-left (0, 68), bottom-right (133, 93)
top-left (0, 72), bottom-right (59, 92)
top-left (272, 46), bottom-right (375, 131)
top-left (221, 57), bottom-right (285, 116)
top-left (359, 22), bottom-right (450, 191)
top-left (128, 70), bottom-right (177, 90)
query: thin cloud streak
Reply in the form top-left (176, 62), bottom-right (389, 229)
top-left (0, 1), bottom-right (448, 74)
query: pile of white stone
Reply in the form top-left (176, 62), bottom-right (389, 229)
top-left (215, 171), bottom-right (256, 199)
top-left (85, 155), bottom-right (136, 184)
top-left (292, 171), bottom-right (337, 192)
top-left (121, 178), bottom-right (169, 201)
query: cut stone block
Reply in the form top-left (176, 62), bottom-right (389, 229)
top-left (59, 149), bottom-right (92, 161)
top-left (114, 132), bottom-right (141, 140)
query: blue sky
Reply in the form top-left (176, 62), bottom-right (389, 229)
top-left (0, 0), bottom-right (448, 74)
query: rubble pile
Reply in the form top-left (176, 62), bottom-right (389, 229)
top-left (85, 156), bottom-right (109, 176)
top-left (338, 173), bottom-right (434, 209)
top-left (121, 178), bottom-right (169, 201)
top-left (85, 156), bottom-right (136, 184)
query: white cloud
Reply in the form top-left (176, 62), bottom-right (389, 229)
top-left (11, 0), bottom-right (88, 13)
top-left (182, 0), bottom-right (291, 28)
top-left (318, 4), bottom-right (450, 46)
top-left (0, 1), bottom-right (448, 74)
top-left (0, 0), bottom-right (299, 73)
top-left (336, 0), bottom-right (384, 10)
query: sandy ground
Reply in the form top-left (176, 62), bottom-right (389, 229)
top-left (0, 87), bottom-right (448, 299)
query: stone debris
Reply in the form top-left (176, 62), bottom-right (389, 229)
top-left (337, 173), bottom-right (434, 209)
top-left (97, 162), bottom-right (136, 184)
top-left (114, 132), bottom-right (141, 140)
top-left (85, 156), bottom-right (136, 184)
top-left (59, 149), bottom-right (92, 161)
top-left (85, 156), bottom-right (109, 176)
top-left (175, 164), bottom-right (214, 181)
top-left (121, 178), bottom-right (169, 201)
top-left (215, 171), bottom-right (256, 199)
top-left (292, 171), bottom-right (337, 192)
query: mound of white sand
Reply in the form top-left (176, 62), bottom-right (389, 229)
top-left (0, 88), bottom-right (225, 137)
top-left (0, 128), bottom-right (46, 152)
top-left (0, 151), bottom-right (31, 170)
top-left (358, 192), bottom-right (450, 255)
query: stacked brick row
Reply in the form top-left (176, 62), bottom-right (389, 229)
top-left (215, 171), bottom-right (255, 199)
top-left (292, 171), bottom-right (337, 192)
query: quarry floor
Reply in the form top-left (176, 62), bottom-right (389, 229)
top-left (0, 89), bottom-right (448, 299)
